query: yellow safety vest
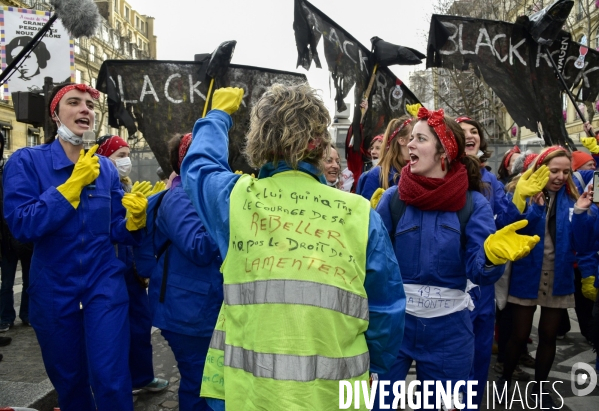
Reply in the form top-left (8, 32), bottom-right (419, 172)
top-left (201, 171), bottom-right (372, 410)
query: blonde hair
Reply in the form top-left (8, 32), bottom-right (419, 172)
top-left (378, 115), bottom-right (413, 189)
top-left (506, 146), bottom-right (579, 201)
top-left (245, 83), bottom-right (331, 170)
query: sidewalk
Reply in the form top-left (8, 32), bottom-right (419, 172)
top-left (1, 264), bottom-right (597, 410)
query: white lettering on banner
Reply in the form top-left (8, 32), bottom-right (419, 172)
top-left (140, 75), bottom-right (159, 102)
top-left (164, 74), bottom-right (183, 104)
top-left (189, 75), bottom-right (204, 103)
top-left (343, 40), bottom-right (357, 64)
top-left (328, 28), bottom-right (342, 51)
top-left (118, 75), bottom-right (138, 104)
top-left (557, 36), bottom-right (569, 72)
top-left (439, 22), bottom-right (528, 67)
top-left (359, 48), bottom-right (369, 73)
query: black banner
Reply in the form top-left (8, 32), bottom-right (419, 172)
top-left (294, 0), bottom-right (420, 153)
top-left (427, 14), bottom-right (599, 147)
top-left (96, 60), bottom-right (307, 174)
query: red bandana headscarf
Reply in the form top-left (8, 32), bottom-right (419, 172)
top-left (417, 107), bottom-right (459, 163)
top-left (535, 146), bottom-right (566, 170)
top-left (522, 153), bottom-right (539, 172)
top-left (96, 135), bottom-right (129, 157)
top-left (387, 119), bottom-right (413, 148)
top-left (50, 84), bottom-right (100, 117)
top-left (503, 146), bottom-right (521, 169)
top-left (178, 133), bottom-right (193, 171)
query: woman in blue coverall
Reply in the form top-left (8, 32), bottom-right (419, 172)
top-left (2, 83), bottom-right (147, 411)
top-left (373, 108), bottom-right (539, 410)
top-left (499, 146), bottom-right (594, 408)
top-left (96, 135), bottom-right (168, 395)
top-left (148, 133), bottom-right (223, 411)
top-left (455, 115), bottom-right (525, 408)
top-left (357, 115), bottom-right (413, 200)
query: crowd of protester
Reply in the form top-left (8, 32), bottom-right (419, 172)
top-left (0, 81), bottom-right (598, 411)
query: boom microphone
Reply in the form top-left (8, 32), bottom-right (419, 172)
top-left (50, 0), bottom-right (100, 39)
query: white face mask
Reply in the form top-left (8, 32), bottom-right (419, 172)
top-left (476, 150), bottom-right (484, 159)
top-left (55, 114), bottom-right (82, 146)
top-left (371, 158), bottom-right (380, 167)
top-left (115, 157), bottom-right (132, 177)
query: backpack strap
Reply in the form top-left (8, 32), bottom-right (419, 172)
top-left (389, 188), bottom-right (474, 249)
top-left (573, 171), bottom-right (585, 192)
top-left (152, 189), bottom-right (172, 304)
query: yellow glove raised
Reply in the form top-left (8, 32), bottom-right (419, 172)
top-left (149, 181), bottom-right (166, 196)
top-left (581, 137), bottom-right (599, 154)
top-left (406, 103), bottom-right (422, 118)
top-left (484, 220), bottom-right (540, 265)
top-left (131, 181), bottom-right (152, 197)
top-left (56, 144), bottom-right (100, 209)
top-left (212, 87), bottom-right (244, 115)
top-left (370, 188), bottom-right (385, 209)
top-left (581, 276), bottom-right (597, 301)
top-left (122, 192), bottom-right (148, 231)
top-left (512, 165), bottom-right (549, 213)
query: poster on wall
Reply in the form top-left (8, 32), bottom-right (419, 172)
top-left (0, 7), bottom-right (73, 99)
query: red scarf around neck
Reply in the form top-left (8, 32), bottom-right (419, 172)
top-left (399, 161), bottom-right (469, 211)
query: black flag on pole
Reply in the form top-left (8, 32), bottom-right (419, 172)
top-left (96, 60), bottom-right (307, 174)
top-left (427, 14), bottom-right (599, 147)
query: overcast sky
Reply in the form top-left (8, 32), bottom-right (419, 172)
top-left (125, 0), bottom-right (436, 115)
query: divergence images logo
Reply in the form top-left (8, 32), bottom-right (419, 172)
top-left (571, 362), bottom-right (597, 397)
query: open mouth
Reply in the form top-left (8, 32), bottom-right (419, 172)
top-left (409, 153), bottom-right (419, 165)
top-left (465, 141), bottom-right (476, 149)
top-left (75, 118), bottom-right (90, 127)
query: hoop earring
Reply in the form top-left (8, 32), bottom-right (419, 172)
top-left (441, 157), bottom-right (446, 172)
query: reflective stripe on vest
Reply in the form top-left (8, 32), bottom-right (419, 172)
top-left (224, 279), bottom-right (369, 321)
top-left (210, 329), bottom-right (226, 350)
top-left (225, 345), bottom-right (370, 381)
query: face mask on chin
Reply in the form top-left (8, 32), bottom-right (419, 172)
top-left (54, 113), bottom-right (86, 146)
top-left (115, 157), bottom-right (132, 177)
top-left (371, 158), bottom-right (380, 167)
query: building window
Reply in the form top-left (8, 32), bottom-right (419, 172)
top-left (74, 38), bottom-right (80, 54)
top-left (91, 77), bottom-right (97, 88)
top-left (76, 69), bottom-right (82, 84)
top-left (125, 7), bottom-right (130, 21)
top-left (135, 16), bottom-right (140, 29)
top-left (27, 127), bottom-right (40, 147)
top-left (114, 0), bottom-right (119, 12)
top-left (89, 44), bottom-right (95, 62)
top-left (103, 53), bottom-right (108, 61)
top-left (0, 122), bottom-right (13, 150)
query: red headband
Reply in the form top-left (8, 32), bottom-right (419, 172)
top-left (387, 119), bottom-right (413, 148)
top-left (535, 146), bottom-right (566, 170)
top-left (178, 133), bottom-right (193, 171)
top-left (96, 135), bottom-right (129, 157)
top-left (503, 146), bottom-right (521, 169)
top-left (522, 153), bottom-right (538, 172)
top-left (417, 107), bottom-right (458, 163)
top-left (372, 135), bottom-right (384, 143)
top-left (50, 84), bottom-right (100, 117)
top-left (455, 116), bottom-right (472, 123)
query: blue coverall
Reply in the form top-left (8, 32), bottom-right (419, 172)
top-left (373, 185), bottom-right (505, 410)
top-left (148, 176), bottom-right (223, 411)
top-left (2, 139), bottom-right (139, 411)
top-left (180, 109), bottom-right (406, 411)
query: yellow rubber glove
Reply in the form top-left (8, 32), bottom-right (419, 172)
top-left (484, 220), bottom-right (540, 265)
top-left (212, 87), bottom-right (244, 115)
top-left (149, 181), bottom-right (166, 196)
top-left (581, 137), bottom-right (599, 154)
top-left (512, 165), bottom-right (550, 213)
top-left (131, 181), bottom-right (152, 197)
top-left (56, 145), bottom-right (100, 209)
top-left (581, 276), bottom-right (598, 301)
top-left (370, 188), bottom-right (385, 209)
top-left (122, 192), bottom-right (148, 231)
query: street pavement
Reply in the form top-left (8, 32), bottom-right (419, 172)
top-left (0, 265), bottom-right (597, 410)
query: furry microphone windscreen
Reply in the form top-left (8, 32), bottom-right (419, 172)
top-left (50, 0), bottom-right (100, 38)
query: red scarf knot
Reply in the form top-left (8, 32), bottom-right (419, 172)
top-left (417, 107), bottom-right (458, 163)
top-left (178, 133), bottom-right (193, 170)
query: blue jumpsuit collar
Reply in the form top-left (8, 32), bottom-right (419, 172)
top-left (50, 138), bottom-right (75, 171)
top-left (258, 161), bottom-right (327, 184)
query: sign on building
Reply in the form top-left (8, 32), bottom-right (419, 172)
top-left (1, 7), bottom-right (73, 99)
